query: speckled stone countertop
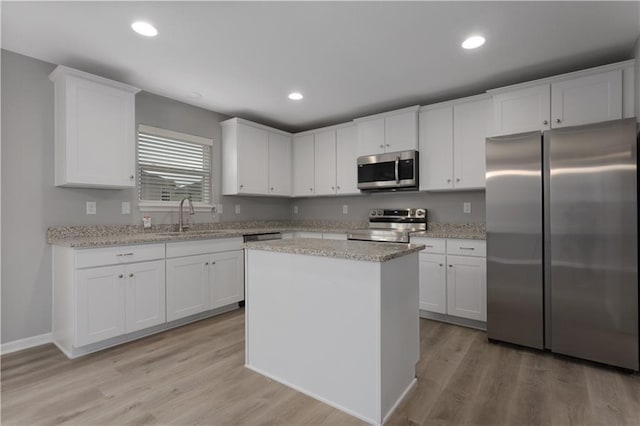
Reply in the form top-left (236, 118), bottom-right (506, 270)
top-left (411, 222), bottom-right (485, 240)
top-left (47, 220), bottom-right (485, 248)
top-left (245, 238), bottom-right (425, 262)
top-left (47, 220), bottom-right (367, 248)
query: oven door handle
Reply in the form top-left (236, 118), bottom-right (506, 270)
top-left (395, 156), bottom-right (400, 183)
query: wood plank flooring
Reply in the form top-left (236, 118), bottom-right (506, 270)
top-left (2, 308), bottom-right (639, 425)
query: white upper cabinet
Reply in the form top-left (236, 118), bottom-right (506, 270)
top-left (336, 125), bottom-right (359, 195)
top-left (419, 107), bottom-right (454, 191)
top-left (237, 123), bottom-right (269, 194)
top-left (551, 69), bottom-right (622, 128)
top-left (453, 98), bottom-right (491, 189)
top-left (293, 134), bottom-right (315, 196)
top-left (355, 106), bottom-right (419, 157)
top-left (222, 118), bottom-right (291, 196)
top-left (491, 84), bottom-right (551, 136)
top-left (314, 130), bottom-right (337, 195)
top-left (419, 96), bottom-right (490, 191)
top-left (490, 61), bottom-right (632, 136)
top-left (49, 66), bottom-right (140, 188)
top-left (268, 132), bottom-right (292, 196)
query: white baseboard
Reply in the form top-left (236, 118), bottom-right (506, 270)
top-left (1, 333), bottom-right (53, 355)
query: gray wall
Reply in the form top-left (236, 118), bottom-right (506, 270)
top-left (292, 190), bottom-right (485, 223)
top-left (0, 50), bottom-right (291, 344)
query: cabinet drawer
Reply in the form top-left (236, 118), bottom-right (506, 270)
top-left (166, 237), bottom-right (243, 258)
top-left (411, 237), bottom-right (446, 254)
top-left (446, 239), bottom-right (486, 257)
top-left (75, 244), bottom-right (165, 269)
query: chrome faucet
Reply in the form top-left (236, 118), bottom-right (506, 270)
top-left (178, 197), bottom-right (195, 232)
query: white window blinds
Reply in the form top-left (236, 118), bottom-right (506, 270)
top-left (137, 125), bottom-right (212, 204)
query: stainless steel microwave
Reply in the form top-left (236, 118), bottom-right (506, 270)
top-left (357, 150), bottom-right (419, 191)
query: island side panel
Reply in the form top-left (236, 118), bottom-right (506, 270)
top-left (245, 249), bottom-right (382, 424)
top-left (380, 252), bottom-right (420, 421)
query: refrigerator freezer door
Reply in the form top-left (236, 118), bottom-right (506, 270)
top-left (486, 131), bottom-right (544, 349)
top-left (548, 118), bottom-right (638, 370)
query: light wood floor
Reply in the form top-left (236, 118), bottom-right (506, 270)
top-left (2, 308), bottom-right (639, 426)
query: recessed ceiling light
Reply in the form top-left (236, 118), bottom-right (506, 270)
top-left (131, 21), bottom-right (158, 37)
top-left (188, 92), bottom-right (202, 99)
top-left (288, 92), bottom-right (303, 101)
top-left (462, 35), bottom-right (485, 50)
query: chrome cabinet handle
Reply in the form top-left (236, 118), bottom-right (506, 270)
top-left (129, 273), bottom-right (134, 278)
top-left (118, 274), bottom-right (124, 279)
top-left (379, 144), bottom-right (384, 148)
top-left (386, 144), bottom-right (390, 147)
top-left (309, 188), bottom-right (313, 191)
top-left (336, 186), bottom-right (340, 190)
top-left (212, 261), bottom-right (216, 265)
top-left (460, 247), bottom-right (475, 251)
top-left (425, 245), bottom-right (434, 248)
top-left (543, 120), bottom-right (549, 125)
top-left (447, 179), bottom-right (451, 183)
top-left (331, 186), bottom-right (335, 190)
top-left (449, 265), bottom-right (453, 268)
top-left (439, 264), bottom-right (443, 267)
top-left (270, 187), bottom-right (274, 191)
top-left (555, 118), bottom-right (561, 124)
top-left (205, 262), bottom-right (209, 265)
top-left (129, 175), bottom-right (134, 180)
top-left (456, 178), bottom-right (460, 182)
top-left (116, 253), bottom-right (134, 257)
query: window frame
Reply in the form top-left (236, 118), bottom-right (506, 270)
top-left (137, 124), bottom-right (214, 212)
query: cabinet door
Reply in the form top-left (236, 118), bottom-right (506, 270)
top-left (76, 265), bottom-right (126, 346)
top-left (491, 84), bottom-right (550, 136)
top-left (268, 132), bottom-right (292, 196)
top-left (210, 250), bottom-right (244, 309)
top-left (357, 118), bottom-right (385, 157)
top-left (446, 255), bottom-right (486, 322)
top-left (336, 125), bottom-right (359, 195)
top-left (419, 253), bottom-right (447, 314)
top-left (66, 77), bottom-right (135, 187)
top-left (385, 111), bottom-right (418, 152)
top-left (237, 123), bottom-right (269, 194)
top-left (453, 99), bottom-right (491, 189)
top-left (292, 134), bottom-right (315, 196)
top-left (419, 107), bottom-right (454, 190)
top-left (125, 260), bottom-right (166, 333)
top-left (551, 70), bottom-right (622, 128)
top-left (314, 130), bottom-right (337, 195)
top-left (166, 254), bottom-right (210, 321)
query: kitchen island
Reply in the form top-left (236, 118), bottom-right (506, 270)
top-left (244, 238), bottom-right (424, 425)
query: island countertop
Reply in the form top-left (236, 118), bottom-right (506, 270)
top-left (244, 238), bottom-right (425, 262)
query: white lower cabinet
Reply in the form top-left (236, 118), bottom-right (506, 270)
top-left (414, 237), bottom-right (486, 324)
top-left (210, 250), bottom-right (244, 309)
top-left (446, 255), bottom-right (487, 322)
top-left (166, 254), bottom-right (211, 322)
top-left (125, 260), bottom-right (166, 333)
top-left (418, 253), bottom-right (447, 314)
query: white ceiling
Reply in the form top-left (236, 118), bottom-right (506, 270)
top-left (2, 1), bottom-right (639, 132)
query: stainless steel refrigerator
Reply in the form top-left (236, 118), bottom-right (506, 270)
top-left (486, 118), bottom-right (639, 371)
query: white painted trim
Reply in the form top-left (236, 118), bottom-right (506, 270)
top-left (138, 124), bottom-right (213, 146)
top-left (382, 378), bottom-right (417, 425)
top-left (419, 93), bottom-right (491, 112)
top-left (487, 59), bottom-right (635, 95)
top-left (48, 65), bottom-right (140, 93)
top-left (245, 363), bottom-right (380, 426)
top-left (138, 200), bottom-right (214, 213)
top-left (219, 117), bottom-right (292, 136)
top-left (1, 333), bottom-right (53, 355)
top-left (353, 105), bottom-right (421, 123)
top-left (293, 121), bottom-right (356, 137)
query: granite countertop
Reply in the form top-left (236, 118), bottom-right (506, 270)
top-left (245, 238), bottom-right (425, 262)
top-left (47, 221), bottom-right (485, 248)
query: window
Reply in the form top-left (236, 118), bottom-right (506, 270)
top-left (137, 125), bottom-right (213, 210)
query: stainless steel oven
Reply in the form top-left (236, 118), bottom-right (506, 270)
top-left (357, 150), bottom-right (419, 191)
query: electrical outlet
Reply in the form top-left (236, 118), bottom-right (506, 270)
top-left (121, 201), bottom-right (131, 215)
top-left (293, 205), bottom-right (299, 214)
top-left (342, 205), bottom-right (349, 214)
top-left (464, 202), bottom-right (471, 214)
top-left (235, 204), bottom-right (241, 214)
top-left (86, 201), bottom-right (96, 215)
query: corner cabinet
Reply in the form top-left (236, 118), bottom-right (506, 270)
top-left (222, 118), bottom-right (292, 196)
top-left (489, 61), bottom-right (634, 136)
top-left (419, 96), bottom-right (491, 191)
top-left (355, 106), bottom-right (419, 157)
top-left (49, 66), bottom-right (140, 188)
